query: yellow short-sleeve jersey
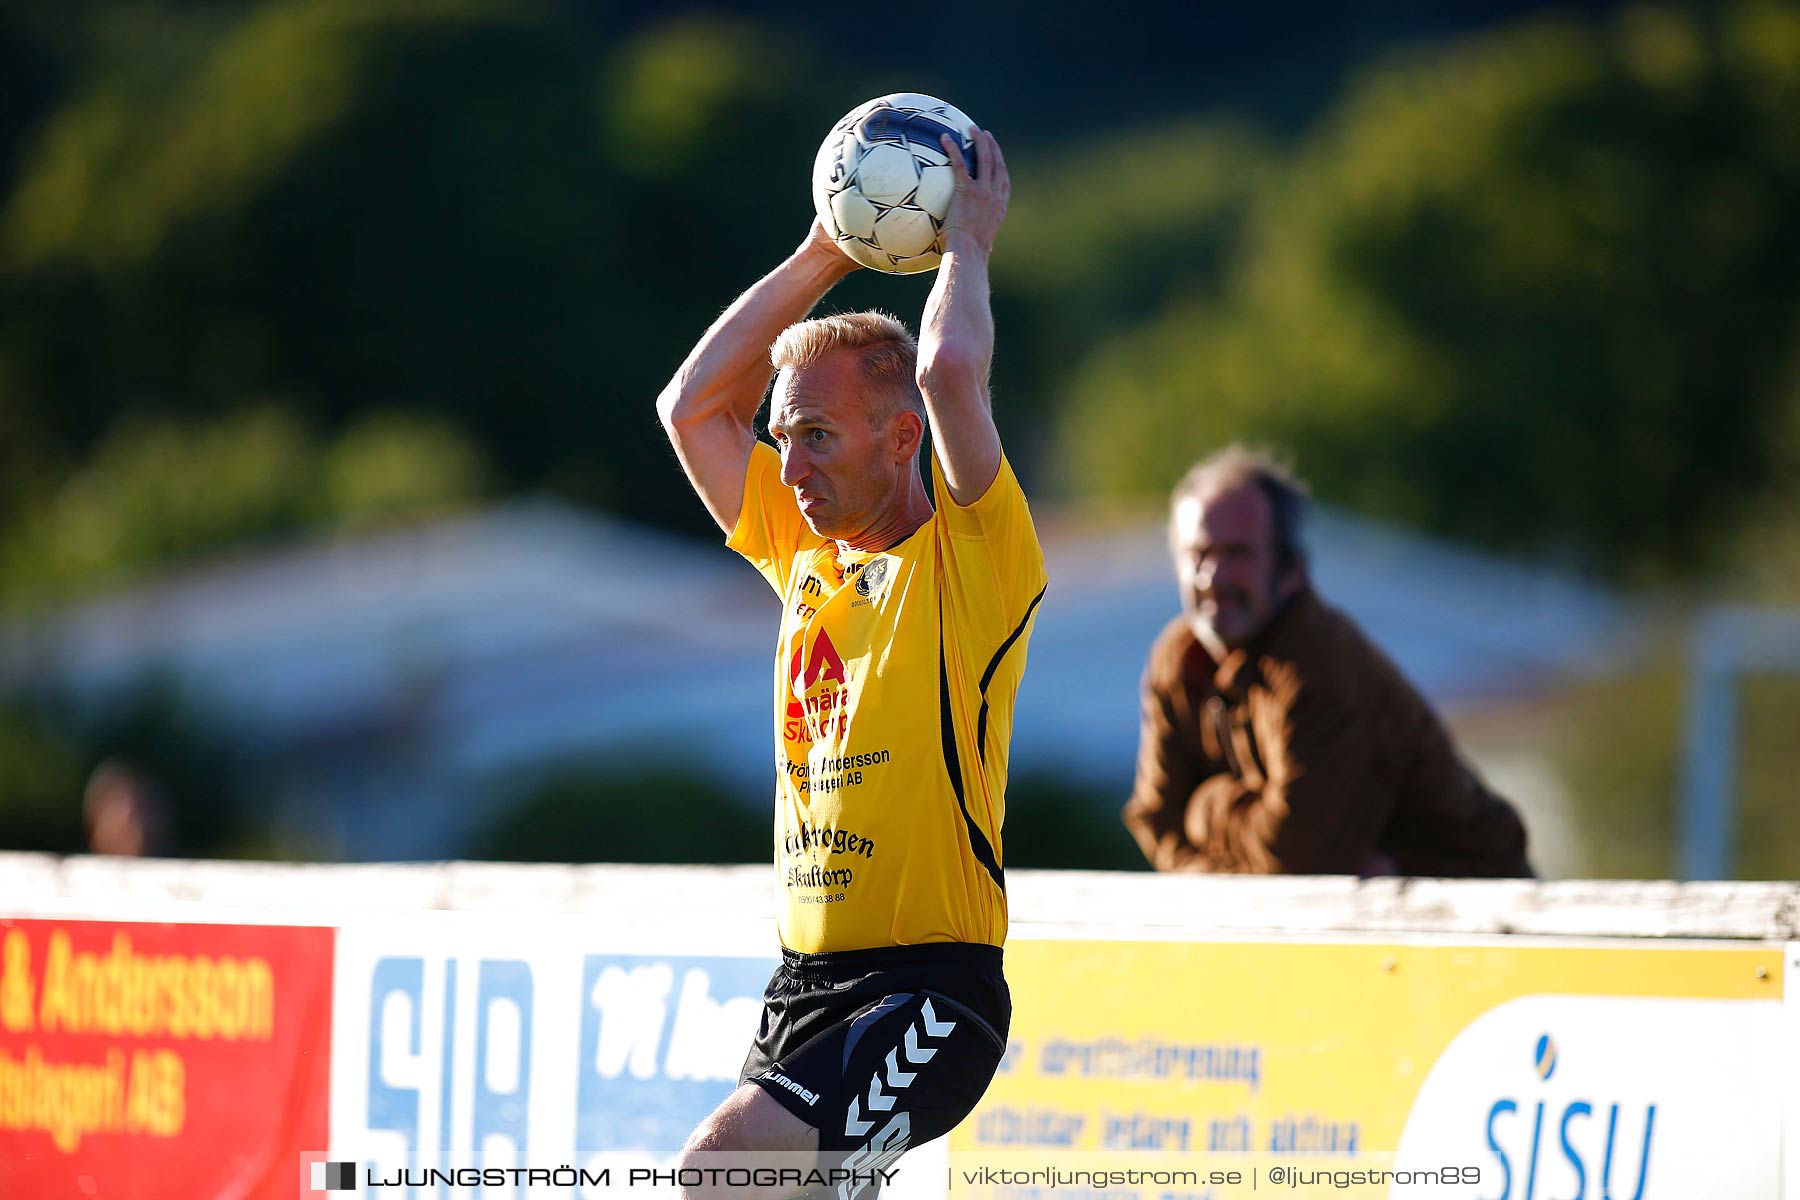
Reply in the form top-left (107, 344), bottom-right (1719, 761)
top-left (727, 442), bottom-right (1047, 953)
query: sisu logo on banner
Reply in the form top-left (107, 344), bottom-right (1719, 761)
top-left (1391, 995), bottom-right (1780, 1200)
top-left (1485, 1034), bottom-right (1656, 1200)
top-left (330, 925), bottom-right (773, 1191)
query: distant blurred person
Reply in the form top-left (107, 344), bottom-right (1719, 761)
top-left (1122, 447), bottom-right (1533, 877)
top-left (83, 759), bottom-right (168, 857)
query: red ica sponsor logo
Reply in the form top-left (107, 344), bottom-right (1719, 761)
top-left (786, 631), bottom-right (849, 741)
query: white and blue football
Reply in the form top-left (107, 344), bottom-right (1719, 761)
top-left (811, 93), bottom-right (977, 274)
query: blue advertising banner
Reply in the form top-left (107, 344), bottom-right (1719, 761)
top-left (329, 918), bottom-right (777, 1187)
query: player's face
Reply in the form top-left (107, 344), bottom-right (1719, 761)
top-left (1172, 484), bottom-right (1294, 652)
top-left (769, 355), bottom-right (899, 540)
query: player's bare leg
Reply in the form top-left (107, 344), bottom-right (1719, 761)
top-left (676, 1083), bottom-right (821, 1200)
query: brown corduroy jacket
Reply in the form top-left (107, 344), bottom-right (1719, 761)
top-left (1121, 590), bottom-right (1533, 877)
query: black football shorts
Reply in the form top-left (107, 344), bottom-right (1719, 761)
top-left (740, 942), bottom-right (1009, 1171)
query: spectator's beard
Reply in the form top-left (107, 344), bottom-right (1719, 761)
top-left (1196, 584), bottom-right (1263, 648)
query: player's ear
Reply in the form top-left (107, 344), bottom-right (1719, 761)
top-left (892, 409), bottom-right (924, 463)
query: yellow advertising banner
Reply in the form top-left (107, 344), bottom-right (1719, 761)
top-left (952, 938), bottom-right (1781, 1199)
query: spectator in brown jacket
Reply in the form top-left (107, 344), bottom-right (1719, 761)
top-left (1121, 446), bottom-right (1533, 877)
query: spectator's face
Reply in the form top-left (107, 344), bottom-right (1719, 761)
top-left (771, 353), bottom-right (894, 540)
top-left (1173, 483), bottom-right (1294, 651)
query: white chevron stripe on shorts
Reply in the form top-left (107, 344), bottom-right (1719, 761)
top-left (842, 998), bottom-right (960, 1138)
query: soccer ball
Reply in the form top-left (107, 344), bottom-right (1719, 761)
top-left (811, 93), bottom-right (976, 275)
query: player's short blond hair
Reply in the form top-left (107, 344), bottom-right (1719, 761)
top-left (769, 310), bottom-right (926, 429)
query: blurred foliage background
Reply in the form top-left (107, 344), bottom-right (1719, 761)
top-left (1, 0), bottom-right (1797, 873)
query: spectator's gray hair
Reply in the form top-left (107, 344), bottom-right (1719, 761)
top-left (1170, 445), bottom-right (1311, 574)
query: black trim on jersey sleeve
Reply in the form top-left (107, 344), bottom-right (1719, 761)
top-left (940, 602), bottom-right (1006, 894)
top-left (976, 584), bottom-right (1048, 768)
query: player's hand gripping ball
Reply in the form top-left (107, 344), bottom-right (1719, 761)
top-left (812, 93), bottom-right (977, 274)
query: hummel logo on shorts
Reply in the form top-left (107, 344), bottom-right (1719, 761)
top-left (767, 1071), bottom-right (821, 1106)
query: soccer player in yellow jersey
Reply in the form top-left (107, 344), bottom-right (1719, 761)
top-left (656, 127), bottom-right (1045, 1197)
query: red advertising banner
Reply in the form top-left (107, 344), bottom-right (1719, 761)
top-left (0, 918), bottom-right (334, 1200)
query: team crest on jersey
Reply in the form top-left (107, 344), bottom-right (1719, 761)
top-left (854, 556), bottom-right (893, 600)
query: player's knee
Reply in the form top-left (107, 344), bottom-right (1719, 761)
top-left (681, 1083), bottom-right (818, 1160)
top-left (679, 1094), bottom-right (754, 1158)
top-left (676, 1096), bottom-right (817, 1200)
top-left (678, 1112), bottom-right (733, 1158)
top-left (672, 1128), bottom-right (726, 1200)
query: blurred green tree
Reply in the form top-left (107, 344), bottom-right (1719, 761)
top-left (0, 700), bottom-right (86, 852)
top-left (988, 122), bottom-right (1271, 472)
top-left (477, 766), bottom-right (769, 864)
top-left (1061, 3), bottom-right (1800, 579)
top-left (1, 404), bottom-right (485, 610)
top-left (0, 2), bottom-right (841, 544)
top-left (1002, 772), bottom-right (1150, 871)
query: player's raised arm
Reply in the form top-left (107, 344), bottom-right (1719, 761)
top-left (915, 127), bottom-right (1009, 506)
top-left (656, 221), bottom-right (860, 534)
